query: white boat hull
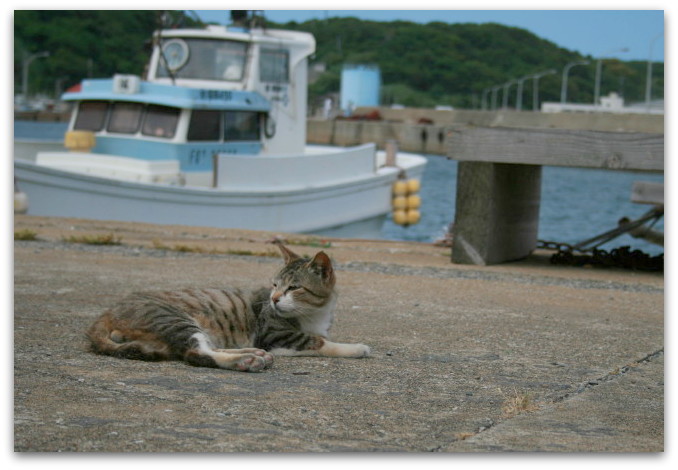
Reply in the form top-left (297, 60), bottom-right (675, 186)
top-left (14, 148), bottom-right (426, 238)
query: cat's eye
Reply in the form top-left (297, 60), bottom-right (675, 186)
top-left (286, 285), bottom-right (300, 292)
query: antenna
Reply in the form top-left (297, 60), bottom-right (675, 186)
top-left (155, 11), bottom-right (176, 85)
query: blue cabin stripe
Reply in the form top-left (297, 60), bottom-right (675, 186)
top-left (63, 79), bottom-right (271, 112)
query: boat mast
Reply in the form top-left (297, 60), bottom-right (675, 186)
top-left (154, 11), bottom-right (176, 85)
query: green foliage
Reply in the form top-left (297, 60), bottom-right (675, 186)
top-left (14, 10), bottom-right (198, 96)
top-left (14, 12), bottom-right (663, 109)
top-left (276, 17), bottom-right (663, 109)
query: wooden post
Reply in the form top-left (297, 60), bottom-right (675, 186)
top-left (451, 162), bottom-right (542, 265)
top-left (446, 124), bottom-right (662, 265)
top-left (385, 140), bottom-right (398, 167)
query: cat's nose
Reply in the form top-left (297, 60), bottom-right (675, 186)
top-left (271, 292), bottom-right (281, 304)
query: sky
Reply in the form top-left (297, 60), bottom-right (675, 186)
top-left (193, 7), bottom-right (665, 62)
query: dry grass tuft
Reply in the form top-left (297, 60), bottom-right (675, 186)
top-left (15, 229), bottom-right (39, 241)
top-left (151, 239), bottom-right (277, 257)
top-left (285, 237), bottom-right (333, 248)
top-left (62, 233), bottom-right (122, 245)
top-left (501, 389), bottom-right (539, 418)
top-left (455, 432), bottom-right (476, 441)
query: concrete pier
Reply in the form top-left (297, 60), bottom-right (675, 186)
top-left (13, 215), bottom-right (663, 452)
top-left (306, 107), bottom-right (663, 155)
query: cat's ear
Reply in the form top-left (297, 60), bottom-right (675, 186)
top-left (310, 251), bottom-right (334, 282)
top-left (276, 242), bottom-right (301, 264)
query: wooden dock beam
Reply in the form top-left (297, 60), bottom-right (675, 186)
top-left (447, 126), bottom-right (663, 265)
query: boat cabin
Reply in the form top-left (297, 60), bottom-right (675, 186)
top-left (60, 24), bottom-right (315, 186)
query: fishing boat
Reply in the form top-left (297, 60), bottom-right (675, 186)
top-left (14, 12), bottom-right (426, 238)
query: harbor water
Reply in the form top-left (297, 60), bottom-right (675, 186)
top-left (15, 121), bottom-right (664, 256)
top-left (382, 153), bottom-right (664, 256)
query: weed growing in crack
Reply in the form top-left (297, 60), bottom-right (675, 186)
top-left (501, 389), bottom-right (539, 418)
top-left (62, 233), bottom-right (122, 245)
top-left (15, 229), bottom-right (39, 241)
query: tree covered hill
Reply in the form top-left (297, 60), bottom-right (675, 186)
top-left (283, 17), bottom-right (662, 109)
top-left (14, 10), bottom-right (663, 110)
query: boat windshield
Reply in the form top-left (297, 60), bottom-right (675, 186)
top-left (157, 38), bottom-right (248, 82)
top-left (187, 110), bottom-right (260, 142)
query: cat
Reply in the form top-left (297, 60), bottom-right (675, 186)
top-left (86, 243), bottom-right (370, 372)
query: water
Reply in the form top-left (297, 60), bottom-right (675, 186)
top-left (381, 154), bottom-right (664, 256)
top-left (15, 121), bottom-right (664, 256)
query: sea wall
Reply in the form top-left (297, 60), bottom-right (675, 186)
top-left (307, 107), bottom-right (663, 155)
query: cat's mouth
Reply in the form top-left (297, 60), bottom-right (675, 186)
top-left (271, 300), bottom-right (294, 316)
top-left (270, 300), bottom-right (285, 313)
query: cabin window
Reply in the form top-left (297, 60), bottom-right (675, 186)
top-left (187, 110), bottom-right (221, 141)
top-left (260, 48), bottom-right (289, 83)
top-left (224, 111), bottom-right (260, 141)
top-left (158, 38), bottom-right (247, 82)
top-left (142, 105), bottom-right (180, 139)
top-left (73, 101), bottom-right (108, 131)
top-left (107, 102), bottom-right (143, 134)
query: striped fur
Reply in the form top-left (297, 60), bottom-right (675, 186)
top-left (86, 244), bottom-right (370, 372)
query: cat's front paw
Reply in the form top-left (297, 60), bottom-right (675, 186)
top-left (351, 343), bottom-right (371, 358)
top-left (319, 340), bottom-right (371, 358)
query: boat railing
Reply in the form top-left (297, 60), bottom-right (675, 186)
top-left (213, 144), bottom-right (378, 189)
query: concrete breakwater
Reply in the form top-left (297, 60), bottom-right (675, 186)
top-left (15, 107), bottom-right (663, 157)
top-left (307, 107), bottom-right (663, 155)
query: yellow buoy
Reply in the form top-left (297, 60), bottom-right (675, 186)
top-left (392, 177), bottom-right (422, 226)
top-left (393, 209), bottom-right (408, 226)
top-left (14, 191), bottom-right (28, 214)
top-left (406, 209), bottom-right (421, 225)
top-left (406, 194), bottom-right (421, 209)
top-left (392, 196), bottom-right (407, 210)
top-left (392, 180), bottom-right (408, 197)
top-left (64, 130), bottom-right (96, 152)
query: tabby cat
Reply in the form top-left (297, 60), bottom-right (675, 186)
top-left (86, 243), bottom-right (370, 372)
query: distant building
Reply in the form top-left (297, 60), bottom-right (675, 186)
top-left (542, 92), bottom-right (664, 115)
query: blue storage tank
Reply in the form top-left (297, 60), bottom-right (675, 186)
top-left (340, 64), bottom-right (381, 115)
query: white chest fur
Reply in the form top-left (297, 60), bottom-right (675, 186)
top-left (297, 294), bottom-right (337, 337)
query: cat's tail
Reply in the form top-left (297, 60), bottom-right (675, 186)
top-left (86, 311), bottom-right (170, 361)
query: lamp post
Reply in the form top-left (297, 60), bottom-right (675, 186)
top-left (21, 50), bottom-right (50, 108)
top-left (490, 86), bottom-right (501, 110)
top-left (528, 69), bottom-right (556, 111)
top-left (645, 33), bottom-right (663, 111)
top-left (560, 60), bottom-right (589, 104)
top-left (593, 47), bottom-right (628, 106)
top-left (501, 80), bottom-right (516, 109)
top-left (481, 87), bottom-right (491, 110)
top-left (514, 75), bottom-right (531, 111)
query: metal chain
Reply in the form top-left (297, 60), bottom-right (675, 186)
top-left (536, 240), bottom-right (663, 271)
top-left (536, 206), bottom-right (664, 271)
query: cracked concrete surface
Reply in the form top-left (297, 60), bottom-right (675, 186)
top-left (13, 216), bottom-right (664, 452)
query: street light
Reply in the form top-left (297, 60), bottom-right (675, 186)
top-left (514, 75), bottom-right (531, 111)
top-left (528, 69), bottom-right (556, 111)
top-left (502, 80), bottom-right (516, 109)
top-left (491, 86), bottom-right (501, 110)
top-left (21, 50), bottom-right (50, 107)
top-left (561, 60), bottom-right (589, 104)
top-left (645, 33), bottom-right (663, 111)
top-left (593, 47), bottom-right (628, 106)
top-left (481, 87), bottom-right (491, 110)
